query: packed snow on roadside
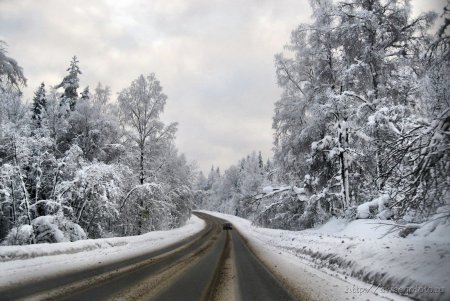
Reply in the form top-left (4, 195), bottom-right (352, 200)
top-left (0, 215), bottom-right (205, 289)
top-left (201, 210), bottom-right (450, 301)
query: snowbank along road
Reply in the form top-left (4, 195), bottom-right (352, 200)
top-left (0, 212), bottom-right (296, 301)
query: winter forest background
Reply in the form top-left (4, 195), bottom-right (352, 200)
top-left (0, 54), bottom-right (194, 244)
top-left (1, 0), bottom-right (449, 245)
top-left (197, 1), bottom-right (449, 234)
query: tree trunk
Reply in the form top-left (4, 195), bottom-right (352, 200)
top-left (10, 180), bottom-right (16, 223)
top-left (12, 139), bottom-right (33, 229)
top-left (138, 142), bottom-right (145, 235)
top-left (344, 126), bottom-right (350, 207)
top-left (51, 167), bottom-right (60, 202)
top-left (338, 121), bottom-right (350, 209)
top-left (35, 156), bottom-right (42, 204)
top-left (140, 146), bottom-right (145, 185)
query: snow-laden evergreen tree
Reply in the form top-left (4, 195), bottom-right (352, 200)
top-left (80, 86), bottom-right (89, 101)
top-left (31, 82), bottom-right (46, 127)
top-left (56, 56), bottom-right (81, 111)
top-left (258, 151), bottom-right (264, 169)
top-left (68, 82), bottom-right (122, 162)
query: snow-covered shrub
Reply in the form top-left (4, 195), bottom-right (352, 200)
top-left (413, 205), bottom-right (450, 238)
top-left (0, 214), bottom-right (10, 241)
top-left (253, 201), bottom-right (290, 229)
top-left (56, 162), bottom-right (128, 238)
top-left (168, 185), bottom-right (193, 228)
top-left (32, 215), bottom-right (86, 243)
top-left (343, 206), bottom-right (358, 220)
top-left (32, 216), bottom-right (66, 243)
top-left (192, 189), bottom-right (207, 209)
top-left (356, 195), bottom-right (392, 220)
top-left (120, 183), bottom-right (177, 235)
top-left (3, 225), bottom-right (33, 245)
top-left (296, 200), bottom-right (322, 229)
top-left (253, 190), bottom-right (307, 230)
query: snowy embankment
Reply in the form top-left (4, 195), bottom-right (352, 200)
top-left (201, 210), bottom-right (450, 301)
top-left (0, 215), bottom-right (205, 288)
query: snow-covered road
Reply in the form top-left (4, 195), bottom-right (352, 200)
top-left (0, 213), bottom-right (296, 301)
top-left (1, 211), bottom-right (448, 300)
top-left (200, 210), bottom-right (449, 301)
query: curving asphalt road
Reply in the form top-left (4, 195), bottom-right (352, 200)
top-left (0, 212), bottom-right (296, 301)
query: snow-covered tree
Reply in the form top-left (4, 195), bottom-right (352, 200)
top-left (117, 73), bottom-right (193, 234)
top-left (196, 151), bottom-right (267, 217)
top-left (93, 82), bottom-right (111, 107)
top-left (80, 86), bottom-right (89, 101)
top-left (43, 88), bottom-right (71, 156)
top-left (56, 162), bottom-right (130, 238)
top-left (1, 48), bottom-right (195, 244)
top-left (0, 41), bottom-right (26, 92)
top-left (56, 56), bottom-right (81, 111)
top-left (31, 82), bottom-right (47, 127)
top-left (118, 73), bottom-right (177, 185)
top-left (68, 86), bottom-right (121, 162)
top-left (272, 0), bottom-right (442, 226)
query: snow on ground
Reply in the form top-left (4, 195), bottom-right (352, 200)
top-left (200, 210), bottom-right (450, 301)
top-left (0, 215), bottom-right (205, 289)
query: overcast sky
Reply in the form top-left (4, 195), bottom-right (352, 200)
top-left (0, 0), bottom-right (445, 173)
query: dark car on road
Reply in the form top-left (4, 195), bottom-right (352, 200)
top-left (223, 222), bottom-right (233, 230)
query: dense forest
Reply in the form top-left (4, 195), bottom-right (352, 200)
top-left (1, 0), bottom-right (448, 246)
top-left (197, 0), bottom-right (449, 233)
top-left (0, 51), bottom-right (196, 244)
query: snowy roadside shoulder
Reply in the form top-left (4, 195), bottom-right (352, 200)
top-left (0, 215), bottom-right (205, 289)
top-left (0, 215), bottom-right (205, 262)
top-left (200, 210), bottom-right (450, 301)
